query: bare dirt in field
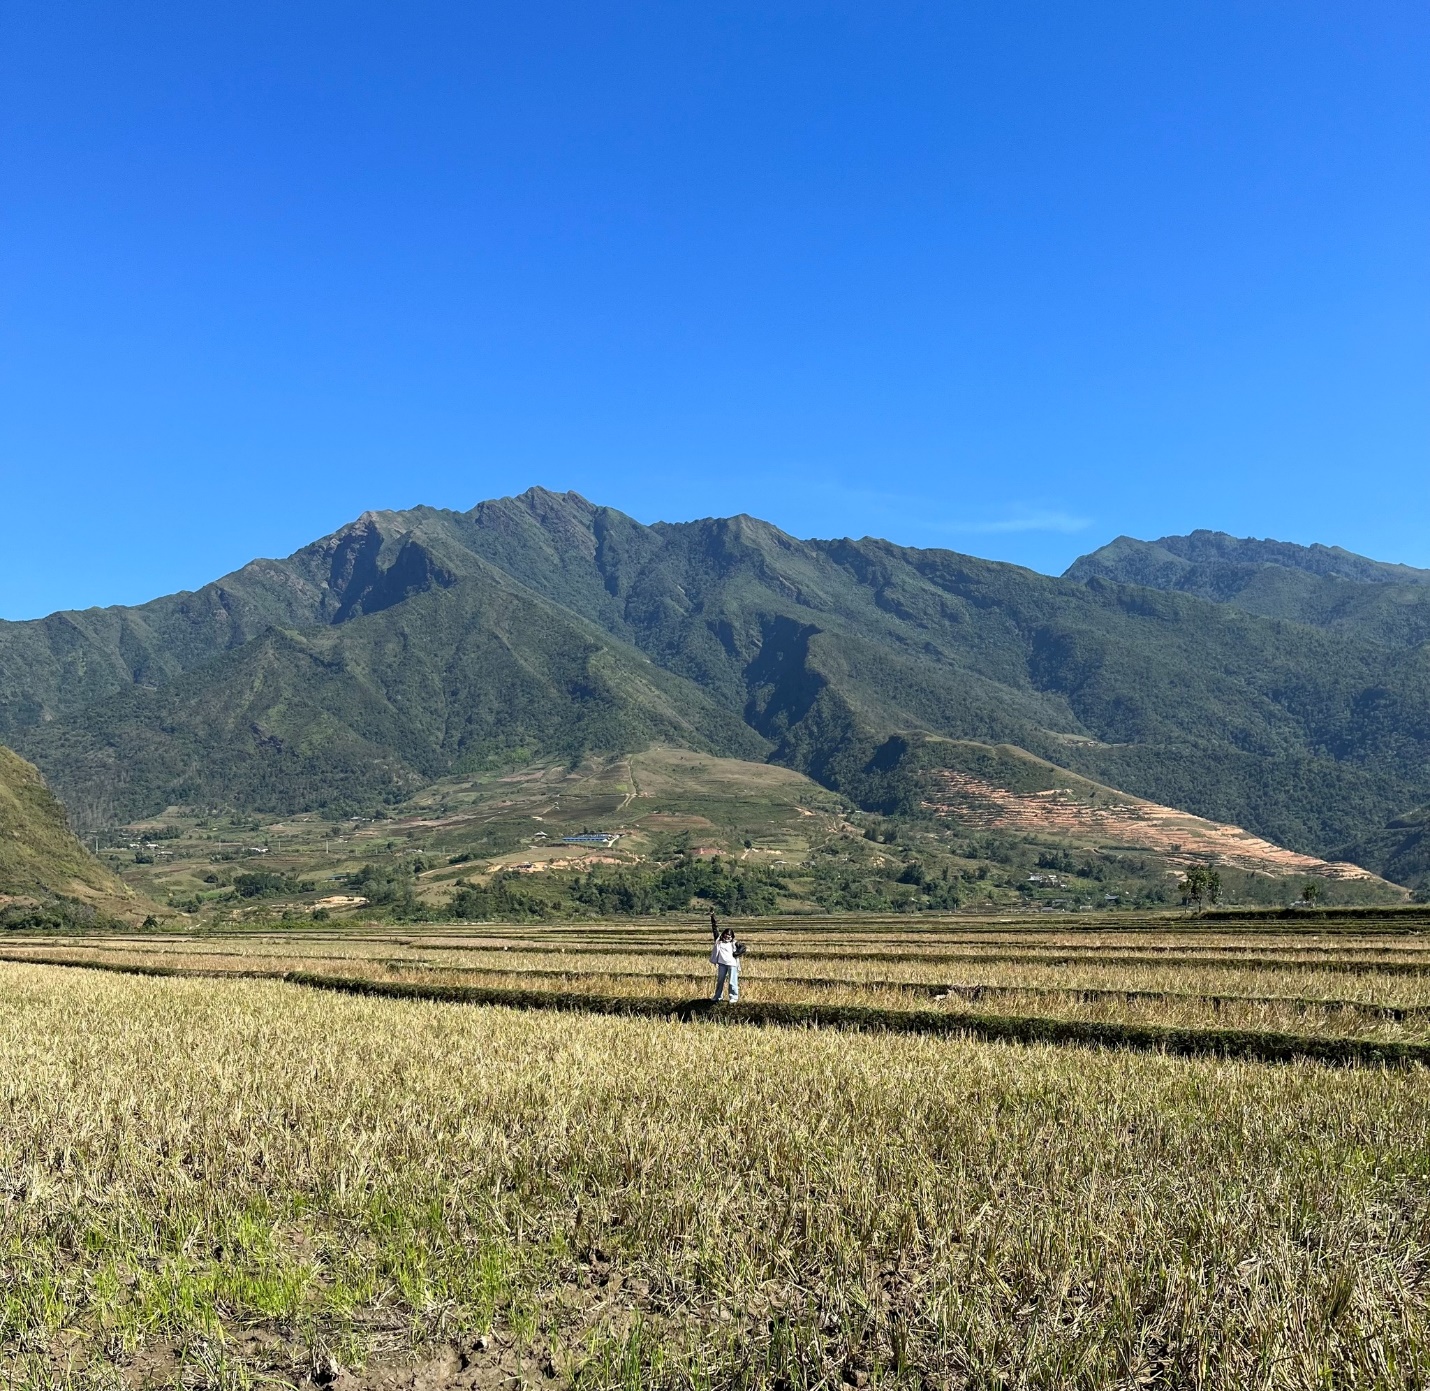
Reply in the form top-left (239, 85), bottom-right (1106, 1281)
top-left (925, 770), bottom-right (1380, 881)
top-left (103, 1253), bottom-right (672, 1391)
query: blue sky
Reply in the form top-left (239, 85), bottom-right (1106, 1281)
top-left (1, 1), bottom-right (1426, 618)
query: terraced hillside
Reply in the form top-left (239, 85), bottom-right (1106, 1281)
top-left (920, 741), bottom-right (1382, 882)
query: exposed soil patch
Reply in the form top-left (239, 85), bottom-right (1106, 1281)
top-left (926, 770), bottom-right (1382, 881)
top-left (61, 1258), bottom-right (669, 1391)
top-left (327, 1336), bottom-right (550, 1391)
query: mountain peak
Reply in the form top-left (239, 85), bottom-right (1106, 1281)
top-left (491, 486), bottom-right (600, 525)
top-left (513, 485), bottom-right (596, 506)
top-left (1068, 531), bottom-right (1430, 588)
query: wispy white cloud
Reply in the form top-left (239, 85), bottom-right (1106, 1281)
top-left (945, 510), bottom-right (1094, 536)
top-left (729, 478), bottom-right (1095, 545)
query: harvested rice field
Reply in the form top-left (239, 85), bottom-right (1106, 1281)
top-left (3, 914), bottom-right (1430, 1388)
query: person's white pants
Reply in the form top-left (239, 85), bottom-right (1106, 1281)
top-left (713, 961), bottom-right (739, 1001)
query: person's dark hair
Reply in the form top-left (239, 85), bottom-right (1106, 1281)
top-left (720, 927), bottom-right (735, 940)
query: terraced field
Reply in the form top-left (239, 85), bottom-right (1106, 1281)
top-left (4, 913), bottom-right (1430, 1388)
top-left (9, 913), bottom-right (1430, 1052)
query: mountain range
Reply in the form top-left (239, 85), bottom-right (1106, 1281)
top-left (2, 491), bottom-right (1427, 890)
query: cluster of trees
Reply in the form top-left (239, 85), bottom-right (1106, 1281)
top-left (1036, 849), bottom-right (1111, 882)
top-left (448, 874), bottom-right (574, 922)
top-left (342, 862), bottom-right (423, 915)
top-left (1181, 864), bottom-right (1335, 911)
top-left (443, 857), bottom-right (784, 922)
top-left (1180, 865), bottom-right (1223, 909)
top-left (333, 856), bottom-right (786, 923)
top-left (808, 852), bottom-right (963, 912)
top-left (332, 858), bottom-right (767, 924)
top-left (232, 870), bottom-right (315, 899)
top-left (569, 857), bottom-right (782, 916)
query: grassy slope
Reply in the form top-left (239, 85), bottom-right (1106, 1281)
top-left (0, 744), bottom-right (136, 913)
top-left (104, 746), bottom-right (846, 917)
top-left (16, 568), bottom-right (766, 825)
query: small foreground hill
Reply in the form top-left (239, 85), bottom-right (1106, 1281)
top-left (0, 744), bottom-right (140, 924)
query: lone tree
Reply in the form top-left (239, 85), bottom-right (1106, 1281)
top-left (1300, 881), bottom-right (1323, 908)
top-left (1180, 865), bottom-right (1222, 911)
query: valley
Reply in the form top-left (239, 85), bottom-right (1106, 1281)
top-left (99, 744), bottom-right (1400, 928)
top-left (1, 490), bottom-right (1428, 911)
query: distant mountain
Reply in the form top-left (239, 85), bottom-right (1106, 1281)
top-left (1069, 530), bottom-right (1430, 588)
top-left (3, 491), bottom-right (1430, 879)
top-left (1066, 531), bottom-right (1430, 646)
top-left (0, 744), bottom-right (137, 921)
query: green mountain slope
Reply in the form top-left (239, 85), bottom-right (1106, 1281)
top-left (1066, 531), bottom-right (1430, 646)
top-left (17, 560), bottom-right (765, 825)
top-left (1335, 807), bottom-right (1430, 895)
top-left (0, 744), bottom-right (136, 917)
top-left (1068, 530), bottom-right (1430, 588)
top-left (3, 492), bottom-right (1430, 876)
top-left (0, 507), bottom-right (488, 733)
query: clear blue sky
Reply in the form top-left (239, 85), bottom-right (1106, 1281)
top-left (2, 1), bottom-right (1426, 619)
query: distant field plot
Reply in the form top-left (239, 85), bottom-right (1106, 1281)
top-left (3, 916), bottom-right (1430, 1388)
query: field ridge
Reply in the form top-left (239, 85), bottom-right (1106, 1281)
top-left (5, 949), bottom-right (1428, 1067)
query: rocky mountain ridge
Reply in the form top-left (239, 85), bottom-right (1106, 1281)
top-left (2, 491), bottom-right (1428, 887)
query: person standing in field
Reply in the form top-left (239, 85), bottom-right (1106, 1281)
top-left (710, 916), bottom-right (742, 1002)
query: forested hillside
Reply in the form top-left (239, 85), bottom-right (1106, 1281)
top-left (3, 490), bottom-right (1429, 876)
top-left (1336, 806), bottom-right (1430, 893)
